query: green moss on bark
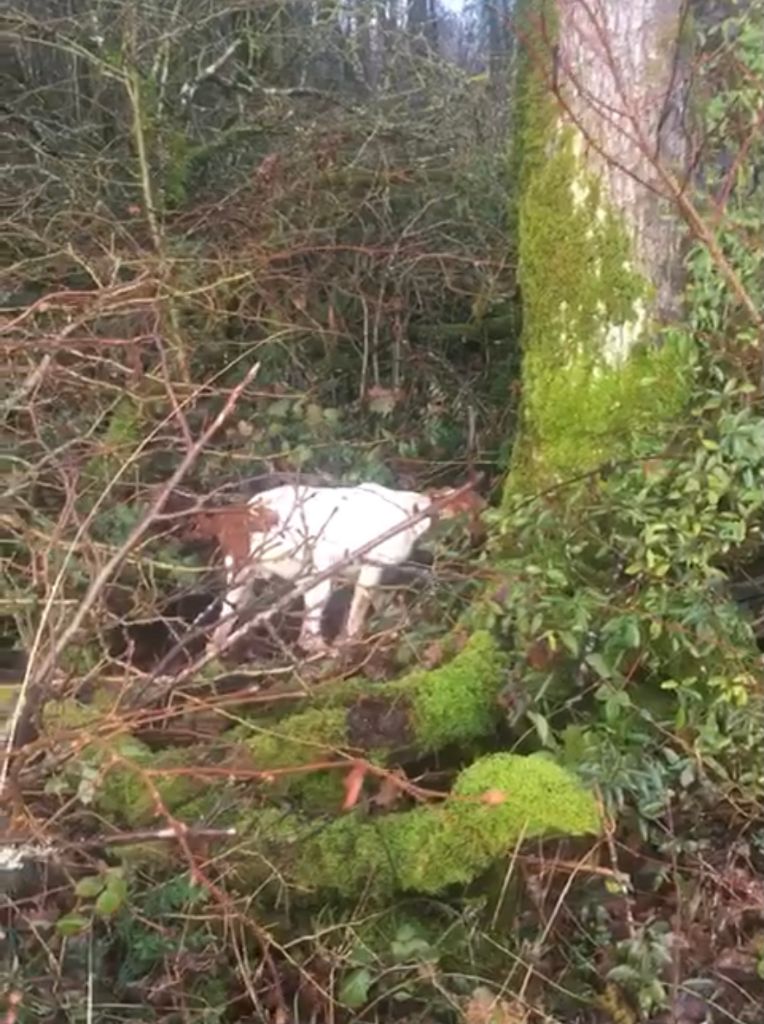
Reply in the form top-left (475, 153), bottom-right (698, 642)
top-left (64, 734), bottom-right (221, 828)
top-left (240, 752), bottom-right (600, 899)
top-left (407, 630), bottom-right (505, 749)
top-left (507, 2), bottom-right (692, 490)
top-left (242, 631), bottom-right (505, 778)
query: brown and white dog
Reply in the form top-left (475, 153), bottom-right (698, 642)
top-left (191, 481), bottom-right (484, 653)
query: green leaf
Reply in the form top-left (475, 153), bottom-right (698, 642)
top-left (95, 874), bottom-right (128, 917)
top-left (339, 968), bottom-right (373, 1008)
top-left (559, 631), bottom-right (580, 655)
top-left (305, 403), bottom-right (324, 428)
top-left (526, 710), bottom-right (551, 747)
top-left (347, 941), bottom-right (375, 967)
top-left (390, 923), bottom-right (434, 961)
top-left (585, 653), bottom-right (611, 679)
top-left (392, 988), bottom-right (414, 1001)
top-left (74, 875), bottom-right (106, 898)
top-left (292, 444), bottom-right (311, 467)
top-left (56, 914), bottom-right (90, 936)
top-left (268, 398), bottom-right (291, 419)
top-left (391, 936), bottom-right (433, 961)
top-left (623, 618), bottom-right (641, 648)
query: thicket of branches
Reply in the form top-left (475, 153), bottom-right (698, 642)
top-left (1, 5), bottom-right (524, 1018)
top-left (3, 0), bottom-right (516, 666)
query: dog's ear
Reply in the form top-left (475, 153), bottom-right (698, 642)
top-left (186, 511), bottom-right (218, 541)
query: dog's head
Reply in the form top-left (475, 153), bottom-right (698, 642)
top-left (426, 487), bottom-right (486, 520)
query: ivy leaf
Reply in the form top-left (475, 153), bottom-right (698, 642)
top-left (338, 968), bottom-right (373, 1008)
top-left (56, 914), bottom-right (90, 937)
top-left (74, 875), bottom-right (106, 898)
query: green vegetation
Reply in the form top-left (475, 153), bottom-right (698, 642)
top-left (238, 752), bottom-right (600, 899)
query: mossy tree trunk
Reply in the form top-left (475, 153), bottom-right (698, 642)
top-left (556, 0), bottom-right (691, 325)
top-left (510, 0), bottom-right (695, 480)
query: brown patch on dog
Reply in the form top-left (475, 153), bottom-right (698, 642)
top-left (428, 487), bottom-right (485, 516)
top-left (190, 502), bottom-right (279, 571)
top-left (248, 501), bottom-right (280, 531)
top-left (346, 695), bottom-right (414, 749)
top-left (425, 488), bottom-right (486, 545)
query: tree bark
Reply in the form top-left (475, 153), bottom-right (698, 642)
top-left (509, 0), bottom-right (696, 479)
top-left (555, 0), bottom-right (691, 328)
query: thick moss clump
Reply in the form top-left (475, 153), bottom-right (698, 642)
top-left (242, 752), bottom-right (600, 899)
top-left (245, 707), bottom-right (348, 772)
top-left (406, 630), bottom-right (505, 749)
top-left (68, 734), bottom-right (219, 828)
top-left (243, 631), bottom-right (505, 772)
top-left (43, 702), bottom-right (206, 826)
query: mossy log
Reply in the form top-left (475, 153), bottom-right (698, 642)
top-left (64, 635), bottom-right (602, 904)
top-left (87, 734), bottom-right (226, 828)
top-left (40, 696), bottom-right (235, 828)
top-left (53, 632), bottom-right (505, 827)
top-left (236, 752), bottom-right (600, 899)
top-left (240, 631), bottom-right (506, 780)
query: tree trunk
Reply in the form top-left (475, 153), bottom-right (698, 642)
top-left (556, 0), bottom-right (691, 326)
top-left (509, 0), bottom-right (695, 480)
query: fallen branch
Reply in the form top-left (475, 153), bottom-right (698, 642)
top-left (0, 825), bottom-right (237, 850)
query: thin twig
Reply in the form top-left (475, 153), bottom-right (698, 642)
top-left (0, 354), bottom-right (51, 423)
